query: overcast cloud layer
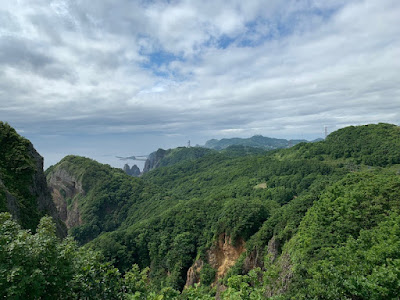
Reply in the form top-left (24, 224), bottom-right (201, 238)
top-left (1, 0), bottom-right (399, 167)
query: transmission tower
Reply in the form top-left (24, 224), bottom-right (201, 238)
top-left (324, 126), bottom-right (328, 139)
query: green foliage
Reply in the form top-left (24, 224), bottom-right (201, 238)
top-left (221, 268), bottom-right (264, 299)
top-left (0, 212), bottom-right (180, 299)
top-left (325, 123), bottom-right (400, 166)
top-left (1, 212), bottom-right (114, 299)
top-left (204, 135), bottom-right (306, 150)
top-left (2, 122), bottom-right (398, 298)
top-left (0, 190), bottom-right (6, 212)
top-left (278, 171), bottom-right (400, 299)
top-left (158, 147), bottom-right (214, 168)
top-left (70, 135), bottom-right (342, 291)
top-left (47, 155), bottom-right (145, 243)
top-left (181, 284), bottom-right (215, 299)
top-left (220, 145), bottom-right (267, 157)
top-left (216, 198), bottom-right (269, 241)
top-left (291, 172), bottom-right (400, 263)
top-left (305, 213), bottom-right (400, 299)
top-left (86, 150), bottom-right (338, 291)
top-left (199, 264), bottom-right (216, 286)
top-left (0, 122), bottom-right (42, 231)
top-left (289, 123), bottom-right (400, 167)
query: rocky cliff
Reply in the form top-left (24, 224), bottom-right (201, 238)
top-left (46, 155), bottom-right (145, 244)
top-left (142, 147), bottom-right (213, 174)
top-left (185, 233), bottom-right (245, 288)
top-left (208, 233), bottom-right (245, 279)
top-left (47, 167), bottom-right (84, 229)
top-left (0, 122), bottom-right (66, 237)
top-left (142, 148), bottom-right (167, 173)
top-left (123, 164), bottom-right (141, 177)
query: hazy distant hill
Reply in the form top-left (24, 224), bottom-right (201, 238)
top-left (142, 145), bottom-right (267, 174)
top-left (204, 135), bottom-right (308, 150)
top-left (142, 147), bottom-right (215, 173)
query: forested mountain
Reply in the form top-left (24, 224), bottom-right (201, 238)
top-left (2, 122), bottom-right (400, 299)
top-left (204, 135), bottom-right (307, 150)
top-left (45, 155), bottom-right (145, 243)
top-left (0, 122), bottom-right (65, 236)
top-left (142, 147), bottom-right (215, 173)
top-left (290, 123), bottom-right (400, 166)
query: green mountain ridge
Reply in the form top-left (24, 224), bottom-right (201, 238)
top-left (45, 155), bottom-right (145, 243)
top-left (140, 145), bottom-right (267, 175)
top-left (2, 122), bottom-right (400, 299)
top-left (142, 147), bottom-right (215, 173)
top-left (204, 135), bottom-right (308, 150)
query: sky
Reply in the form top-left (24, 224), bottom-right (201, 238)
top-left (0, 0), bottom-right (399, 169)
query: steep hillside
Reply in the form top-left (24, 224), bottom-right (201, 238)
top-left (284, 123), bottom-right (400, 167)
top-left (38, 123), bottom-right (400, 298)
top-left (204, 135), bottom-right (307, 150)
top-left (220, 145), bottom-right (268, 157)
top-left (46, 155), bottom-right (145, 243)
top-left (0, 122), bottom-right (65, 236)
top-left (123, 164), bottom-right (141, 176)
top-left (87, 144), bottom-right (344, 290)
top-left (281, 171), bottom-right (400, 298)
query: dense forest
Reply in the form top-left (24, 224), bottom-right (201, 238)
top-left (2, 122), bottom-right (400, 299)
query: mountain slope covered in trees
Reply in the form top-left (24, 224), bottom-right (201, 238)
top-left (142, 147), bottom-right (215, 173)
top-left (204, 135), bottom-right (307, 150)
top-left (0, 121), bottom-right (65, 236)
top-left (2, 122), bottom-right (400, 299)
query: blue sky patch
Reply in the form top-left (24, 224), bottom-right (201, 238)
top-left (140, 49), bottom-right (184, 78)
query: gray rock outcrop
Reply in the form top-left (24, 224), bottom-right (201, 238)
top-left (28, 144), bottom-right (67, 237)
top-left (47, 168), bottom-right (84, 229)
top-left (142, 149), bottom-right (167, 173)
top-left (123, 164), bottom-right (141, 177)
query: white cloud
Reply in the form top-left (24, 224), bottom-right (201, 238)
top-left (0, 0), bottom-right (399, 146)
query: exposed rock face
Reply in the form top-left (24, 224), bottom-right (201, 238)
top-left (28, 144), bottom-right (67, 237)
top-left (0, 122), bottom-right (66, 237)
top-left (131, 165), bottom-right (141, 176)
top-left (123, 164), bottom-right (141, 177)
top-left (264, 253), bottom-right (293, 298)
top-left (267, 235), bottom-right (280, 262)
top-left (207, 234), bottom-right (245, 300)
top-left (185, 233), bottom-right (245, 289)
top-left (0, 178), bottom-right (20, 220)
top-left (47, 168), bottom-right (84, 229)
top-left (185, 259), bottom-right (204, 287)
top-left (207, 233), bottom-right (245, 279)
top-left (242, 236), bottom-right (280, 280)
top-left (243, 248), bottom-right (265, 273)
top-left (142, 149), bottom-right (167, 173)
